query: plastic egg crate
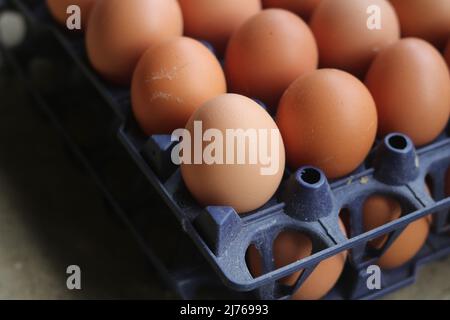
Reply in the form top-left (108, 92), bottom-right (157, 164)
top-left (120, 122), bottom-right (450, 299)
top-left (4, 0), bottom-right (450, 300)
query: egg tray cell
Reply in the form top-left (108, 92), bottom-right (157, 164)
top-left (4, 0), bottom-right (450, 300)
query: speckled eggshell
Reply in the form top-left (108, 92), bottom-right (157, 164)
top-left (365, 38), bottom-right (450, 146)
top-left (276, 69), bottom-right (377, 179)
top-left (131, 37), bottom-right (226, 135)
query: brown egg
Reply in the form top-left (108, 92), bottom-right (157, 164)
top-left (180, 94), bottom-right (285, 213)
top-left (247, 219), bottom-right (347, 300)
top-left (178, 0), bottom-right (261, 56)
top-left (365, 38), bottom-right (450, 146)
top-left (131, 37), bottom-right (226, 135)
top-left (86, 0), bottom-right (183, 85)
top-left (363, 195), bottom-right (430, 269)
top-left (225, 9), bottom-right (318, 109)
top-left (389, 0), bottom-right (450, 50)
top-left (46, 0), bottom-right (95, 29)
top-left (261, 0), bottom-right (321, 20)
top-left (276, 69), bottom-right (377, 179)
top-left (310, 0), bottom-right (400, 78)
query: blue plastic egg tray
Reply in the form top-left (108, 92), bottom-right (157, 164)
top-left (2, 0), bottom-right (449, 300)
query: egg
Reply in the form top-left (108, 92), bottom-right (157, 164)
top-left (261, 0), bottom-right (322, 21)
top-left (225, 9), bottom-right (318, 110)
top-left (310, 0), bottom-right (400, 78)
top-left (389, 0), bottom-right (450, 50)
top-left (276, 69), bottom-right (377, 179)
top-left (365, 38), bottom-right (450, 147)
top-left (247, 219), bottom-right (347, 300)
top-left (131, 37), bottom-right (226, 136)
top-left (177, 0), bottom-right (261, 56)
top-left (86, 0), bottom-right (183, 85)
top-left (180, 94), bottom-right (285, 213)
top-left (46, 0), bottom-right (95, 29)
top-left (363, 195), bottom-right (430, 269)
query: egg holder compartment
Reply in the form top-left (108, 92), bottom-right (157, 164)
top-left (4, 0), bottom-right (450, 300)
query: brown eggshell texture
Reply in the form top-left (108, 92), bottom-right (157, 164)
top-left (247, 219), bottom-right (347, 300)
top-left (86, 0), bottom-right (183, 85)
top-left (389, 0), bottom-right (450, 50)
top-left (225, 9), bottom-right (318, 109)
top-left (262, 0), bottom-right (322, 20)
top-left (180, 94), bottom-right (285, 214)
top-left (363, 195), bottom-right (430, 269)
top-left (365, 38), bottom-right (450, 146)
top-left (276, 69), bottom-right (377, 179)
top-left (131, 37), bottom-right (226, 135)
top-left (178, 0), bottom-right (261, 56)
top-left (310, 0), bottom-right (400, 78)
top-left (46, 0), bottom-right (95, 29)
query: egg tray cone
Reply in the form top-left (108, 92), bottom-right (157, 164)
top-left (3, 0), bottom-right (450, 300)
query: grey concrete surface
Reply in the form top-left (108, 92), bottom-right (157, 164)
top-left (384, 256), bottom-right (450, 300)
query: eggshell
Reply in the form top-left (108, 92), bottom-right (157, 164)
top-left (365, 38), bottom-right (450, 146)
top-left (389, 0), bottom-right (450, 50)
top-left (262, 0), bottom-right (321, 20)
top-left (180, 94), bottom-right (285, 213)
top-left (46, 0), bottom-right (95, 29)
top-left (363, 195), bottom-right (430, 269)
top-left (276, 69), bottom-right (377, 179)
top-left (247, 219), bottom-right (347, 300)
top-left (86, 0), bottom-right (183, 85)
top-left (310, 0), bottom-right (400, 78)
top-left (178, 0), bottom-right (261, 56)
top-left (131, 37), bottom-right (226, 135)
top-left (225, 9), bottom-right (318, 109)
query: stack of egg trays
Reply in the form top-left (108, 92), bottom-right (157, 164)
top-left (7, 0), bottom-right (450, 300)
